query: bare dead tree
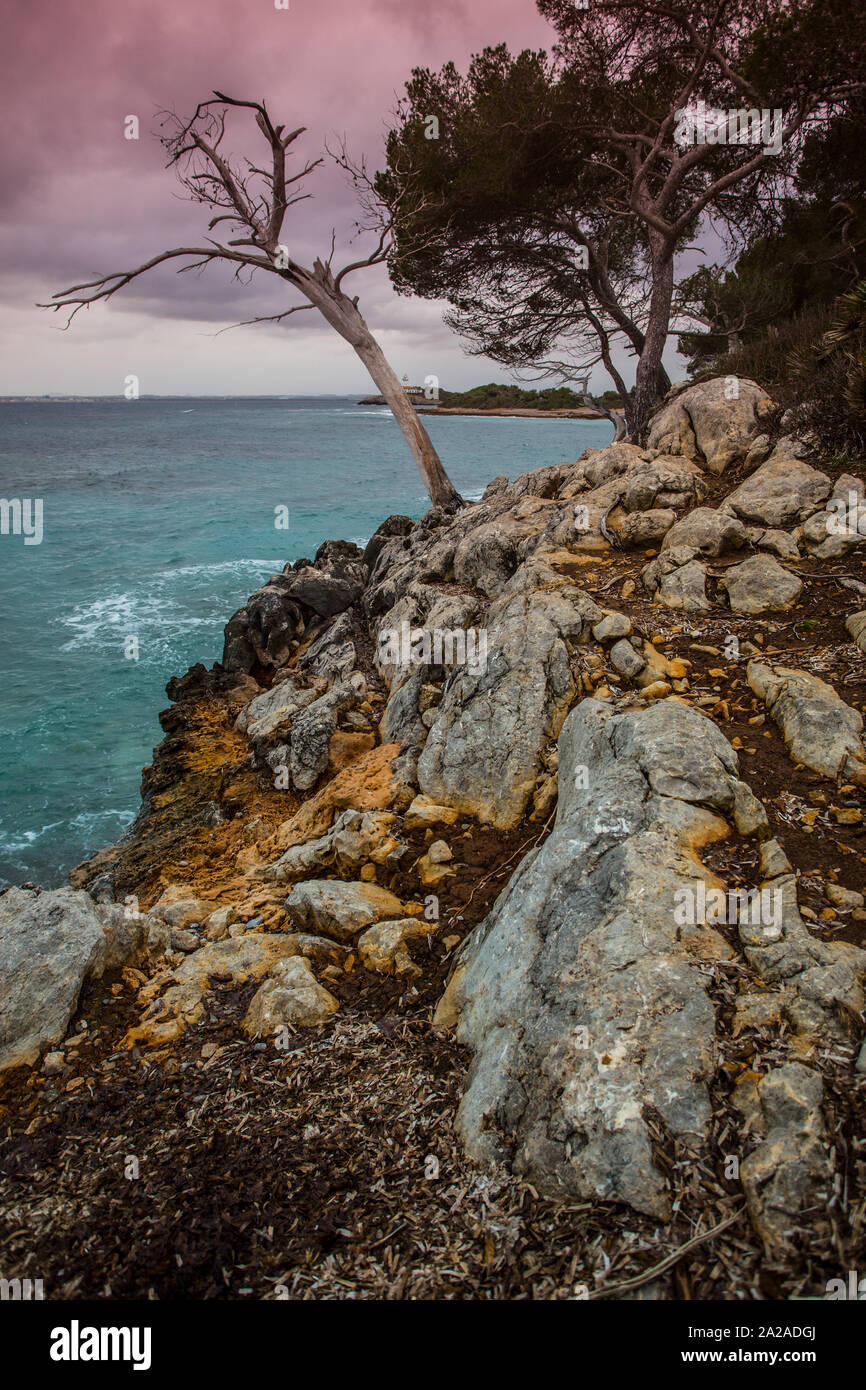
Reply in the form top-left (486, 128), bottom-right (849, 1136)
top-left (41, 92), bottom-right (462, 510)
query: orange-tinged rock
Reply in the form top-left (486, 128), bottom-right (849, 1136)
top-left (327, 731), bottom-right (376, 775)
top-left (261, 744), bottom-right (411, 857)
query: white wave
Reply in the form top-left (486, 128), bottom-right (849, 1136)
top-left (57, 591), bottom-right (212, 652)
top-left (0, 820), bottom-right (65, 850)
top-left (69, 808), bottom-right (135, 832)
top-left (57, 559), bottom-right (288, 652)
top-left (150, 559), bottom-right (283, 583)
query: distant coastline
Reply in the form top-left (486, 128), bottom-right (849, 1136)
top-left (416, 405), bottom-right (605, 419)
top-left (358, 395), bottom-right (606, 419)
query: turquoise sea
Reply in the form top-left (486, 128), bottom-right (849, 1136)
top-left (0, 396), bottom-right (612, 888)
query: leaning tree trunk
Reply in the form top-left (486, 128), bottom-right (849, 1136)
top-left (632, 234), bottom-right (676, 444)
top-left (297, 261), bottom-right (463, 510)
top-left (353, 334), bottom-right (463, 510)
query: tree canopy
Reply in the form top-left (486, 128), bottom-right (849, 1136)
top-left (379, 0), bottom-right (866, 439)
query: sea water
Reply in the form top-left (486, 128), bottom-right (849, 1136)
top-left (0, 396), bottom-right (611, 887)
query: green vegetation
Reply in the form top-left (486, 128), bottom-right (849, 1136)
top-left (438, 384), bottom-right (623, 410)
top-left (678, 99), bottom-right (866, 457)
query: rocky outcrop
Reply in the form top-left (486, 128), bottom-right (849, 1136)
top-left (646, 377), bottom-right (775, 474)
top-left (11, 375), bottom-right (866, 1298)
top-left (263, 809), bottom-right (399, 882)
top-left (223, 542), bottom-right (367, 675)
top-left (661, 507), bottom-right (747, 557)
top-left (128, 933), bottom-right (303, 1047)
top-left (243, 956), bottom-right (339, 1034)
top-left (285, 880), bottom-right (418, 940)
top-left (416, 579), bottom-right (601, 827)
top-left (437, 694), bottom-right (865, 1249)
top-left (642, 548), bottom-right (710, 610)
top-left (435, 698), bottom-right (751, 1217)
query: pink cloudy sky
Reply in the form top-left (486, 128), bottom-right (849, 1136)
top-left (0, 0), bottom-right (683, 396)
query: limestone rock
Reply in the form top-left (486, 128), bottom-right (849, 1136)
top-left (609, 638), bottom-right (646, 680)
top-left (436, 698), bottom-right (750, 1218)
top-left (285, 880), bottom-right (415, 941)
top-left (738, 1064), bottom-right (832, 1258)
top-left (621, 456), bottom-right (707, 512)
top-left (658, 560), bottom-right (710, 611)
top-left (453, 521), bottom-right (519, 596)
top-left (403, 795), bottom-right (460, 831)
top-left (416, 840), bottom-right (457, 887)
top-left (417, 582), bottom-right (601, 828)
top-left (661, 507), bottom-right (748, 557)
top-left (222, 544), bottom-right (365, 673)
top-left (204, 905), bottom-right (236, 942)
top-left (747, 661), bottom-right (866, 785)
top-left (619, 508), bottom-right (676, 546)
top-left (235, 678), bottom-right (318, 741)
top-left (752, 528), bottom-right (801, 562)
top-left (288, 681), bottom-right (361, 791)
top-left (646, 377), bottom-right (774, 474)
top-left (265, 809), bottom-right (397, 882)
top-left (722, 445), bottom-right (831, 527)
top-left (827, 883), bottom-right (864, 910)
top-left (721, 555), bottom-right (803, 614)
top-left (296, 611), bottom-right (357, 682)
top-left (243, 956), bottom-right (338, 1035)
top-left (129, 934), bottom-right (301, 1048)
top-left (592, 612), bottom-right (632, 643)
top-left (0, 887), bottom-right (149, 1072)
top-left (357, 917), bottom-right (434, 977)
top-left (846, 610), bottom-right (866, 654)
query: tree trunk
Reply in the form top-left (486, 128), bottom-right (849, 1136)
top-left (586, 252), bottom-right (671, 400)
top-left (353, 333), bottom-right (463, 510)
top-left (633, 235), bottom-right (675, 443)
top-left (297, 264), bottom-right (463, 510)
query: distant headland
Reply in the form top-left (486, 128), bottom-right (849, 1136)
top-left (358, 381), bottom-right (622, 418)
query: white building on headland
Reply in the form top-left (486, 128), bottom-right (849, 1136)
top-left (401, 374), bottom-right (438, 406)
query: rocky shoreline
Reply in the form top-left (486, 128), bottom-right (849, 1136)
top-left (2, 375), bottom-right (866, 1299)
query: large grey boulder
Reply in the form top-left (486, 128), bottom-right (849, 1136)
top-left (285, 880), bottom-right (413, 941)
top-left (721, 443), bottom-right (831, 527)
top-left (453, 521), bottom-right (520, 596)
top-left (642, 546), bottom-right (711, 611)
top-left (658, 559), bottom-right (710, 611)
top-left (435, 698), bottom-right (752, 1218)
top-left (621, 456), bottom-right (707, 512)
top-left (748, 661), bottom-right (866, 785)
top-left (619, 508), bottom-right (676, 546)
top-left (417, 578), bottom-right (601, 828)
top-left (646, 377), bottom-right (774, 474)
top-left (576, 442), bottom-right (649, 491)
top-left (243, 956), bottom-right (338, 1035)
top-left (721, 554), bottom-right (803, 613)
top-left (661, 507), bottom-right (747, 557)
top-left (0, 887), bottom-right (148, 1072)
